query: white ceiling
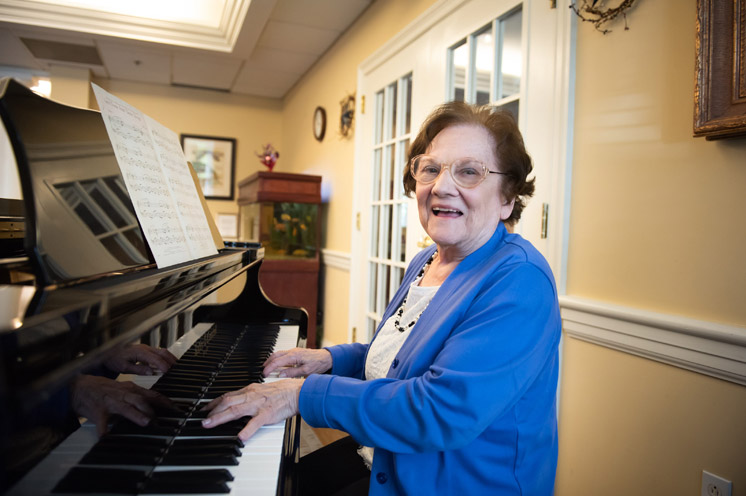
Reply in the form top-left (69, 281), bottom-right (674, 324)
top-left (0, 0), bottom-right (372, 98)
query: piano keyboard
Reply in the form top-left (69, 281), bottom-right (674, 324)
top-left (6, 322), bottom-right (299, 496)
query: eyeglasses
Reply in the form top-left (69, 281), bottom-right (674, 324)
top-left (409, 155), bottom-right (507, 188)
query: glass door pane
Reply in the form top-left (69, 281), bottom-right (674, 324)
top-left (446, 6), bottom-right (523, 122)
top-left (366, 73), bottom-right (413, 340)
top-left (495, 7), bottom-right (522, 119)
top-left (474, 26), bottom-right (494, 105)
top-left (448, 40), bottom-right (467, 102)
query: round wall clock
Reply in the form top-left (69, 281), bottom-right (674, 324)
top-left (313, 106), bottom-right (326, 142)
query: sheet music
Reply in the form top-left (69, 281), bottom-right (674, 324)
top-left (92, 84), bottom-right (217, 267)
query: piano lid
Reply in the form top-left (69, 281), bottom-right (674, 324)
top-left (0, 78), bottom-right (154, 287)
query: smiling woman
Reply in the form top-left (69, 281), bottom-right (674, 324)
top-left (201, 101), bottom-right (560, 496)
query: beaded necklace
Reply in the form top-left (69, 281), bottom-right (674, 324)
top-left (393, 251), bottom-right (437, 333)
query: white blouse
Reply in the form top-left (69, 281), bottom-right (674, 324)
top-left (358, 277), bottom-right (440, 468)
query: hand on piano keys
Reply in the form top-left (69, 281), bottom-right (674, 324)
top-left (262, 347), bottom-right (332, 379)
top-left (202, 378), bottom-right (304, 442)
top-left (197, 346), bottom-right (332, 441)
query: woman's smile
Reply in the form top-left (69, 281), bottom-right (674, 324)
top-left (431, 206), bottom-right (462, 217)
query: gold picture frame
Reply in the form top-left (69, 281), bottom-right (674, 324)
top-left (694, 0), bottom-right (746, 140)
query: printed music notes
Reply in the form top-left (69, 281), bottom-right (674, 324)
top-left (92, 84), bottom-right (218, 268)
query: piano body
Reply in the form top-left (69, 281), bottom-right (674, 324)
top-left (0, 78), bottom-right (307, 495)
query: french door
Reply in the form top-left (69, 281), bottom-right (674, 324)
top-left (350, 0), bottom-right (575, 342)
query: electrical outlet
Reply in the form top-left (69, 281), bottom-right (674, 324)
top-left (701, 470), bottom-right (732, 496)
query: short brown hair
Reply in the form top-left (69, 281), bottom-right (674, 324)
top-left (404, 101), bottom-right (535, 225)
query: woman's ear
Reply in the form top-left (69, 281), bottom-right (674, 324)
top-left (499, 197), bottom-right (515, 221)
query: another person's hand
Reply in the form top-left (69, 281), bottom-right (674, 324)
top-left (71, 375), bottom-right (173, 435)
top-left (263, 348), bottom-right (332, 378)
top-left (201, 379), bottom-right (304, 442)
top-left (103, 343), bottom-right (177, 376)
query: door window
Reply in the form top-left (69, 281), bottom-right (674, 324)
top-left (447, 7), bottom-right (523, 119)
top-left (366, 73), bottom-right (413, 339)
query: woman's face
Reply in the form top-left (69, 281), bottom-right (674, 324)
top-left (416, 124), bottom-right (513, 257)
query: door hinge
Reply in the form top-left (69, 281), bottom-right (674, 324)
top-left (352, 326), bottom-right (357, 342)
top-left (356, 212), bottom-right (361, 231)
top-left (361, 95), bottom-right (365, 114)
top-left (541, 203), bottom-right (549, 239)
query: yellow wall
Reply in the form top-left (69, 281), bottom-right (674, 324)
top-left (48, 65), bottom-right (91, 108)
top-left (566, 0), bottom-right (746, 327)
top-left (279, 0), bottom-right (436, 345)
top-left (557, 0), bottom-right (746, 492)
top-left (556, 339), bottom-right (746, 495)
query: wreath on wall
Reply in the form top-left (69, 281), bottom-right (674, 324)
top-left (569, 0), bottom-right (639, 34)
top-left (339, 93), bottom-right (355, 138)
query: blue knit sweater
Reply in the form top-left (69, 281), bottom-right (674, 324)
top-left (300, 223), bottom-right (561, 495)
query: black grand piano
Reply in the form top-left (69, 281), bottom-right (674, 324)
top-left (0, 78), bottom-right (306, 495)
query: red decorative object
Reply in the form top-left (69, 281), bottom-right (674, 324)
top-left (256, 143), bottom-right (279, 172)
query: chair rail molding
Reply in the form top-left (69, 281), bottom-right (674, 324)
top-left (559, 295), bottom-right (746, 386)
top-left (321, 249), bottom-right (350, 272)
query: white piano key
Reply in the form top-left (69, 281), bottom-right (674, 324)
top-left (265, 324), bottom-right (300, 382)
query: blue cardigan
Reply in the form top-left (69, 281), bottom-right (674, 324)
top-left (300, 223), bottom-right (561, 495)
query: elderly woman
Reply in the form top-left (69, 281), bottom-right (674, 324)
top-left (203, 101), bottom-right (561, 495)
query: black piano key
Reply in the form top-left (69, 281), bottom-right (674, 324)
top-left (80, 451), bottom-right (161, 466)
top-left (108, 419), bottom-right (181, 437)
top-left (177, 425), bottom-right (244, 437)
top-left (168, 444), bottom-right (242, 457)
top-left (172, 437), bottom-right (244, 449)
top-left (96, 435), bottom-right (171, 449)
top-left (161, 453), bottom-right (238, 466)
top-left (184, 409), bottom-right (209, 419)
top-left (53, 467), bottom-right (147, 494)
top-left (153, 386), bottom-right (209, 396)
top-left (152, 405), bottom-right (195, 418)
top-left (143, 469), bottom-right (234, 494)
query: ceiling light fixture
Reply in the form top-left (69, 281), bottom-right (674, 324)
top-left (0, 0), bottom-right (249, 52)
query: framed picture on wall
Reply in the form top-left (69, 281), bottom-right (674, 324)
top-left (693, 0), bottom-right (746, 140)
top-left (180, 134), bottom-right (237, 200)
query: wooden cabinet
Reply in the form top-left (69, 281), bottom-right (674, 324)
top-left (237, 172), bottom-right (321, 347)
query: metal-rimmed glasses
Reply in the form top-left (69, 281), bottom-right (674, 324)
top-left (409, 154), bottom-right (507, 188)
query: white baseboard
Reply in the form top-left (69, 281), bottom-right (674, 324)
top-left (559, 296), bottom-right (746, 386)
top-left (321, 249), bottom-right (351, 271)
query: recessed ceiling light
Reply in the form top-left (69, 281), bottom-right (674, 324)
top-left (0, 0), bottom-right (248, 52)
top-left (32, 0), bottom-right (226, 29)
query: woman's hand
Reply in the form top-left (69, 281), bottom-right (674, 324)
top-left (201, 379), bottom-right (304, 442)
top-left (71, 375), bottom-right (174, 435)
top-left (263, 347), bottom-right (332, 378)
top-left (103, 343), bottom-right (178, 375)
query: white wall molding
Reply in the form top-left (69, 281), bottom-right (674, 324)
top-left (321, 249), bottom-right (350, 272)
top-left (559, 295), bottom-right (746, 386)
